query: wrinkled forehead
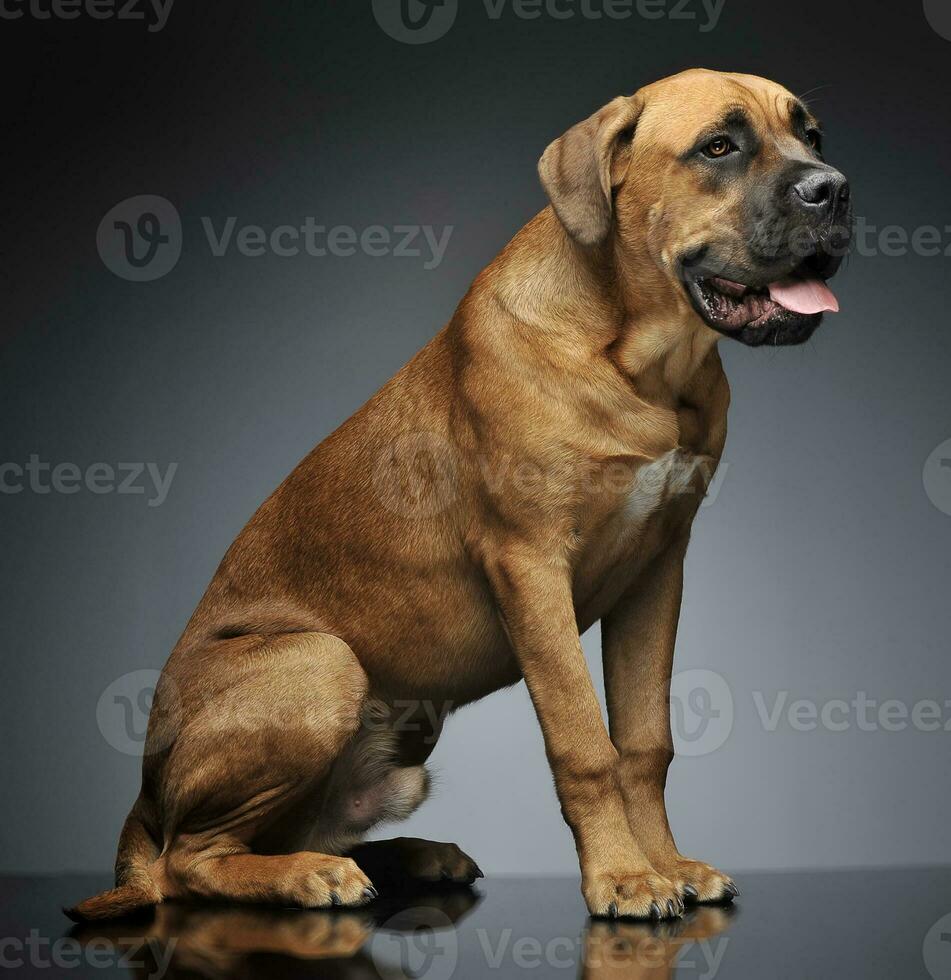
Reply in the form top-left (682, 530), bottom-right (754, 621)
top-left (635, 71), bottom-right (817, 154)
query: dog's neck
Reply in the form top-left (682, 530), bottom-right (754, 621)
top-left (485, 207), bottom-right (722, 405)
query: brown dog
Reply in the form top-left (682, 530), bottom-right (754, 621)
top-left (68, 68), bottom-right (851, 923)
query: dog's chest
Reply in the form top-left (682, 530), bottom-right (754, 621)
top-left (574, 448), bottom-right (714, 599)
top-left (620, 448), bottom-right (708, 526)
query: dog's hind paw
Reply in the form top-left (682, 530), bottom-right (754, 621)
top-left (400, 839), bottom-right (484, 884)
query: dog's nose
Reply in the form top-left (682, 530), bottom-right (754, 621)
top-left (792, 169), bottom-right (850, 215)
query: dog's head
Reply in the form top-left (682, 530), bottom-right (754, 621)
top-left (539, 69), bottom-right (852, 347)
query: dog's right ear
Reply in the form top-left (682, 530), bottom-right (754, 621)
top-left (538, 95), bottom-right (644, 247)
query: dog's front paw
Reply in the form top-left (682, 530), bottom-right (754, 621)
top-left (583, 869), bottom-right (684, 920)
top-left (656, 858), bottom-right (738, 905)
top-left (295, 856), bottom-right (377, 908)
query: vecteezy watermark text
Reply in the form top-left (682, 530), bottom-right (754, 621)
top-left (201, 217), bottom-right (453, 269)
top-left (0, 932), bottom-right (176, 978)
top-left (371, 916), bottom-right (730, 978)
top-left (98, 196), bottom-right (454, 281)
top-left (372, 435), bottom-right (730, 520)
top-left (0, 0), bottom-right (174, 31)
top-left (753, 691), bottom-right (951, 733)
top-left (0, 456), bottom-right (177, 507)
top-left (479, 0), bottom-right (727, 29)
top-left (372, 0), bottom-right (727, 44)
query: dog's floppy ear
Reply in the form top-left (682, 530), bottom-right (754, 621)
top-left (538, 95), bottom-right (644, 247)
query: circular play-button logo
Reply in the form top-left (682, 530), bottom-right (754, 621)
top-left (923, 438), bottom-right (951, 517)
top-left (669, 668), bottom-right (734, 757)
top-left (372, 0), bottom-right (458, 44)
top-left (96, 668), bottom-right (181, 756)
top-left (97, 195), bottom-right (182, 282)
top-left (924, 0), bottom-right (951, 42)
top-left (923, 912), bottom-right (951, 979)
top-left (370, 907), bottom-right (458, 980)
top-left (373, 431), bottom-right (457, 519)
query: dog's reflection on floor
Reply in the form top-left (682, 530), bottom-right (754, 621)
top-left (68, 885), bottom-right (481, 979)
top-left (582, 906), bottom-right (736, 980)
top-left (69, 889), bottom-right (733, 979)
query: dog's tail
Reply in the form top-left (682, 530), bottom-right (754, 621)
top-left (64, 799), bottom-right (163, 921)
top-left (63, 879), bottom-right (161, 922)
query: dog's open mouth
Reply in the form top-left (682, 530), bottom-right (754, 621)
top-left (684, 252), bottom-right (841, 339)
top-left (697, 271), bottom-right (838, 330)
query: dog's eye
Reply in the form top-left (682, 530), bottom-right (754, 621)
top-left (806, 129), bottom-right (822, 150)
top-left (703, 137), bottom-right (735, 158)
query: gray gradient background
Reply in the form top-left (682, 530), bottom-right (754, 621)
top-left (1, 0), bottom-right (949, 877)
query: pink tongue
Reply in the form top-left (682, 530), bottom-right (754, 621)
top-left (768, 277), bottom-right (839, 315)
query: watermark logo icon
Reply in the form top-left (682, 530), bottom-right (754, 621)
top-left (97, 195), bottom-right (182, 282)
top-left (372, 0), bottom-right (458, 44)
top-left (924, 0), bottom-right (951, 41)
top-left (373, 431), bottom-right (457, 519)
top-left (923, 912), bottom-right (951, 979)
top-left (369, 907), bottom-right (458, 980)
top-left (669, 669), bottom-right (734, 757)
top-left (97, 669), bottom-right (180, 756)
top-left (923, 438), bottom-right (951, 517)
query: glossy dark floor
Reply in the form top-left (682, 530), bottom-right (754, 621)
top-left (1, 869), bottom-right (949, 978)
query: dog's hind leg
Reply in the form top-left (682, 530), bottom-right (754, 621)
top-left (157, 631), bottom-right (379, 909)
top-left (69, 631), bottom-right (377, 918)
top-left (348, 837), bottom-right (484, 886)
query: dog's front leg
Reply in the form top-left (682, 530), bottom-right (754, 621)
top-left (482, 541), bottom-right (683, 920)
top-left (602, 539), bottom-right (738, 905)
